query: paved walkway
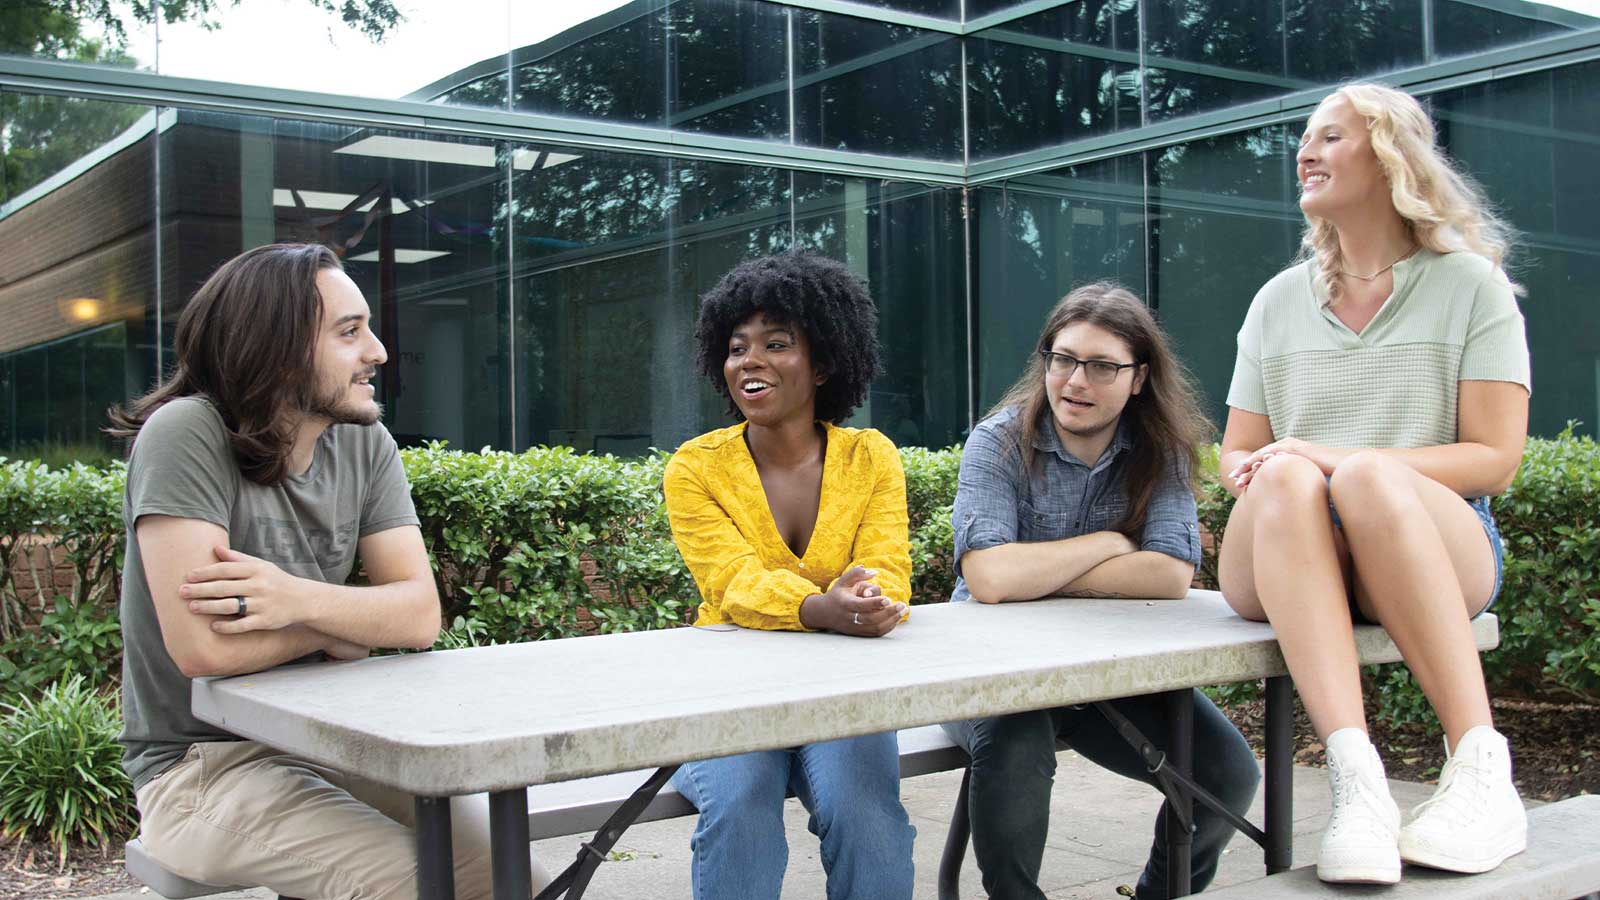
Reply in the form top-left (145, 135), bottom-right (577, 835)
top-left (97, 753), bottom-right (1448, 900)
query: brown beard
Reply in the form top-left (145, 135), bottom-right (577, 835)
top-left (306, 376), bottom-right (383, 426)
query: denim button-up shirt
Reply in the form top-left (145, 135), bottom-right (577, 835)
top-left (949, 405), bottom-right (1201, 604)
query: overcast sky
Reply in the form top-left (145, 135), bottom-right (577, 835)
top-left (145, 0), bottom-right (632, 99)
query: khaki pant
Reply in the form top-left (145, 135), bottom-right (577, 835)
top-left (135, 741), bottom-right (552, 900)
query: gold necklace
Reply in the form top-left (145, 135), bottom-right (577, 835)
top-left (1341, 245), bottom-right (1417, 281)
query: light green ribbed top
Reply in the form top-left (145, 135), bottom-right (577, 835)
top-left (1227, 249), bottom-right (1530, 449)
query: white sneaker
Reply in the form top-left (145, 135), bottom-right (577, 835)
top-left (1318, 728), bottom-right (1401, 884)
top-left (1399, 725), bottom-right (1527, 873)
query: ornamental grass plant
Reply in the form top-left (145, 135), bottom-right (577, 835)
top-left (0, 675), bottom-right (134, 866)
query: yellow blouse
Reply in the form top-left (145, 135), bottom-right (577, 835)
top-left (663, 421), bottom-right (913, 631)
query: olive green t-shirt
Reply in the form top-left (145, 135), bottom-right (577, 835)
top-left (1227, 249), bottom-right (1531, 452)
top-left (118, 396), bottom-right (419, 792)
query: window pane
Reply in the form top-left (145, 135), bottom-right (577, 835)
top-left (968, 3), bottom-right (1139, 159)
top-left (1285, 0), bottom-right (1425, 83)
top-left (667, 0), bottom-right (790, 142)
top-left (793, 12), bottom-right (963, 160)
top-left (848, 0), bottom-right (961, 18)
top-left (1141, 2), bottom-right (1299, 124)
top-left (155, 110), bottom-right (514, 449)
top-left (513, 151), bottom-right (792, 452)
top-left (0, 91), bottom-right (156, 455)
top-left (1432, 0), bottom-right (1597, 61)
top-left (1433, 60), bottom-right (1600, 438)
top-left (512, 6), bottom-right (667, 125)
top-left (795, 176), bottom-right (969, 448)
top-left (1149, 127), bottom-right (1301, 425)
top-left (975, 154), bottom-right (1148, 410)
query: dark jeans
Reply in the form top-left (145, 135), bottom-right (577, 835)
top-left (941, 690), bottom-right (1260, 900)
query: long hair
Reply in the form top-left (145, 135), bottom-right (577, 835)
top-left (989, 282), bottom-right (1211, 537)
top-left (1299, 82), bottom-right (1519, 303)
top-left (107, 243), bottom-right (343, 486)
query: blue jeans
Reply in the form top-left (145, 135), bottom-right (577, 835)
top-left (671, 732), bottom-right (916, 900)
top-left (942, 691), bottom-right (1260, 900)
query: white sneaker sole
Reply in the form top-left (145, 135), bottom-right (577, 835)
top-left (1399, 828), bottom-right (1527, 874)
top-left (1317, 860), bottom-right (1401, 884)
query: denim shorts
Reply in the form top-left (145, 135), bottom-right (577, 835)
top-left (1330, 493), bottom-right (1503, 623)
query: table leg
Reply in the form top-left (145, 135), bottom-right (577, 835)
top-left (1165, 689), bottom-right (1195, 899)
top-left (1265, 675), bottom-right (1295, 874)
top-left (491, 788), bottom-right (533, 900)
top-left (936, 765), bottom-right (972, 900)
top-left (416, 795), bottom-right (456, 900)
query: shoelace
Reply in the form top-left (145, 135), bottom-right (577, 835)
top-left (1411, 752), bottom-right (1494, 823)
top-left (1327, 761), bottom-right (1390, 837)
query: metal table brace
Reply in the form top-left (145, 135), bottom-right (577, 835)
top-left (418, 675), bottom-right (1296, 900)
top-left (937, 675), bottom-right (1296, 900)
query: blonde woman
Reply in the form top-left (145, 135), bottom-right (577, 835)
top-left (1218, 83), bottom-right (1530, 885)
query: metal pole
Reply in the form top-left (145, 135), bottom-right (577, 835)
top-left (1265, 675), bottom-right (1295, 874)
top-left (937, 766), bottom-right (973, 900)
top-left (490, 788), bottom-right (533, 900)
top-left (1165, 689), bottom-right (1194, 898)
top-left (416, 795), bottom-right (456, 900)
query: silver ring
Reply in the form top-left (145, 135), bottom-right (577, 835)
top-left (236, 596), bottom-right (247, 616)
top-left (853, 612), bottom-right (861, 625)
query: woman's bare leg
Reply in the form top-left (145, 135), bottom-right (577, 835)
top-left (1218, 453), bottom-right (1365, 739)
top-left (1330, 451), bottom-right (1498, 748)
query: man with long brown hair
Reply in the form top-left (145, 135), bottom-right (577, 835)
top-left (110, 243), bottom-right (548, 898)
top-left (940, 283), bottom-right (1259, 900)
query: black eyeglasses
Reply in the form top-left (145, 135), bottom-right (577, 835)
top-left (1038, 350), bottom-right (1140, 385)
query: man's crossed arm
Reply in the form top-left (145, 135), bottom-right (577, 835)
top-left (960, 532), bottom-right (1193, 604)
top-left (137, 516), bottom-right (441, 678)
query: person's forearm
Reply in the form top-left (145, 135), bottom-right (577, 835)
top-left (962, 532), bottom-right (1135, 604)
top-left (1375, 443), bottom-right (1521, 497)
top-left (174, 624), bottom-right (335, 678)
top-left (292, 576), bottom-right (441, 649)
top-left (1058, 551), bottom-right (1194, 600)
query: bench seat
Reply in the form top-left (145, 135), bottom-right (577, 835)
top-left (1201, 793), bottom-right (1600, 900)
top-left (123, 724), bottom-right (969, 898)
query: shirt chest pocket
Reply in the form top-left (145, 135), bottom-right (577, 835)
top-left (1087, 494), bottom-right (1128, 531)
top-left (1018, 497), bottom-right (1076, 542)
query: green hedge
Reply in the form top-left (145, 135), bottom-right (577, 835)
top-left (2, 435), bottom-right (1597, 713)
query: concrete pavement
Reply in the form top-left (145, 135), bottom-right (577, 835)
top-left (95, 752), bottom-right (1449, 900)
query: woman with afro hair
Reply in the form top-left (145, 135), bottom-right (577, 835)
top-left (662, 251), bottom-right (916, 900)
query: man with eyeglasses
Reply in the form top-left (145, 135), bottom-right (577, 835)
top-left (940, 283), bottom-right (1259, 900)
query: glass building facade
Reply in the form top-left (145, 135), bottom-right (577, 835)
top-left (3, 0), bottom-right (1598, 456)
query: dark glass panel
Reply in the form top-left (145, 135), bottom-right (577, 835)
top-left (967, 1), bottom-right (1138, 159)
top-left (1140, 1), bottom-right (1297, 123)
top-left (667, 0), bottom-right (790, 141)
top-left (1433, 60), bottom-right (1600, 438)
top-left (157, 110), bottom-right (513, 450)
top-left (1284, 0), bottom-right (1425, 83)
top-left (512, 151), bottom-right (791, 453)
top-left (1149, 126), bottom-right (1301, 425)
top-left (793, 12), bottom-right (963, 159)
top-left (794, 176), bottom-right (968, 448)
top-left (1143, 66), bottom-right (1288, 124)
top-left (974, 154), bottom-right (1148, 411)
top-left (511, 7), bottom-right (668, 125)
top-left (0, 91), bottom-right (156, 453)
top-left (847, 0), bottom-right (961, 18)
top-left (966, 0), bottom-right (1049, 20)
top-left (432, 71), bottom-right (510, 111)
top-left (1432, 0), bottom-right (1586, 60)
